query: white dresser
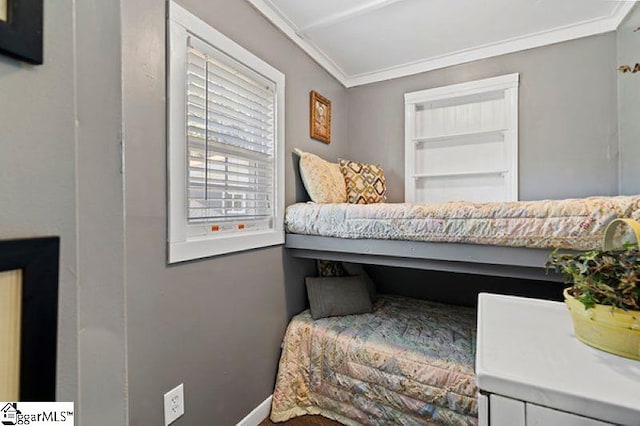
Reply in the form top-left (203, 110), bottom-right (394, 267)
top-left (476, 293), bottom-right (640, 426)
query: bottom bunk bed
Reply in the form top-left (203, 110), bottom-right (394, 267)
top-left (270, 295), bottom-right (478, 426)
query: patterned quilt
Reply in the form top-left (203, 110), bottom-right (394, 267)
top-left (270, 295), bottom-right (478, 425)
top-left (285, 195), bottom-right (640, 250)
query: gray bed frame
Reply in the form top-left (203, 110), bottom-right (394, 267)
top-left (287, 156), bottom-right (564, 282)
top-left (285, 234), bottom-right (564, 282)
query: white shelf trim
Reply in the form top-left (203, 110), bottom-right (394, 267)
top-left (405, 73), bottom-right (519, 202)
top-left (405, 74), bottom-right (519, 103)
top-left (414, 169), bottom-right (508, 179)
top-left (413, 128), bottom-right (507, 144)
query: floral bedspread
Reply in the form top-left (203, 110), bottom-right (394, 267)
top-left (270, 295), bottom-right (478, 425)
top-left (285, 196), bottom-right (640, 250)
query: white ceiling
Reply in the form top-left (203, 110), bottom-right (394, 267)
top-left (248, 0), bottom-right (635, 87)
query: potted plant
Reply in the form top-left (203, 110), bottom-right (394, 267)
top-left (547, 219), bottom-right (640, 360)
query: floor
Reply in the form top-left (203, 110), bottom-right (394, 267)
top-left (259, 415), bottom-right (343, 425)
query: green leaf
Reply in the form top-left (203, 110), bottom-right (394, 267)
top-left (549, 247), bottom-right (640, 310)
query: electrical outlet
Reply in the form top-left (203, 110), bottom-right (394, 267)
top-left (163, 383), bottom-right (185, 425)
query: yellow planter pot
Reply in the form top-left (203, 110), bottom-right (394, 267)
top-left (564, 288), bottom-right (640, 360)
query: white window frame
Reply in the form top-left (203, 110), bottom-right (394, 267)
top-left (167, 2), bottom-right (285, 263)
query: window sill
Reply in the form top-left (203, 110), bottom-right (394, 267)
top-left (168, 229), bottom-right (284, 264)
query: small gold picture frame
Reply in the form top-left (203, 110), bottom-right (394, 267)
top-left (310, 90), bottom-right (331, 144)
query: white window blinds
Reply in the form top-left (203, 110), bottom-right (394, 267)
top-left (186, 37), bottom-right (276, 234)
top-left (168, 1), bottom-right (284, 263)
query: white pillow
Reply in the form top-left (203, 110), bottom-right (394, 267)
top-left (294, 148), bottom-right (347, 203)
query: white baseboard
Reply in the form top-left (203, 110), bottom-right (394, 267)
top-left (237, 395), bottom-right (273, 426)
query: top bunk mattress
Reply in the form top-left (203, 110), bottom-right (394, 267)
top-left (285, 195), bottom-right (640, 250)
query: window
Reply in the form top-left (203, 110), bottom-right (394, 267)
top-left (168, 2), bottom-right (285, 263)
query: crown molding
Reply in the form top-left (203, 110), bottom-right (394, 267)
top-left (248, 0), bottom-right (636, 88)
top-left (247, 0), bottom-right (350, 86)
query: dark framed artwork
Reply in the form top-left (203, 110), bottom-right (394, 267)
top-left (0, 0), bottom-right (43, 64)
top-left (310, 90), bottom-right (331, 144)
top-left (0, 237), bottom-right (59, 401)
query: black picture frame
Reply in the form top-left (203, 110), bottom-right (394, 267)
top-left (0, 0), bottom-right (43, 64)
top-left (0, 237), bottom-right (59, 401)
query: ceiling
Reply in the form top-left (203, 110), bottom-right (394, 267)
top-left (248, 0), bottom-right (635, 87)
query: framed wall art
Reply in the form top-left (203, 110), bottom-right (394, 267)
top-left (310, 90), bottom-right (331, 144)
top-left (0, 237), bottom-right (59, 401)
top-left (0, 0), bottom-right (43, 64)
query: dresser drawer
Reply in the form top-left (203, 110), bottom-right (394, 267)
top-left (489, 395), bottom-right (524, 426)
top-left (526, 403), bottom-right (614, 426)
top-left (483, 394), bottom-right (616, 426)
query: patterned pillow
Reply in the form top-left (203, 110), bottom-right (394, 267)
top-left (317, 260), bottom-right (376, 300)
top-left (338, 159), bottom-right (387, 204)
top-left (317, 259), bottom-right (346, 277)
top-left (295, 149), bottom-right (347, 203)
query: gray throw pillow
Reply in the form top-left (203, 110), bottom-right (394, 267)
top-left (305, 276), bottom-right (373, 320)
top-left (342, 262), bottom-right (377, 300)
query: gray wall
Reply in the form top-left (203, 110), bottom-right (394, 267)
top-left (618, 5), bottom-right (640, 195)
top-left (347, 33), bottom-right (619, 202)
top-left (75, 1), bottom-right (127, 425)
top-left (0, 3), bottom-right (631, 425)
top-left (346, 33), bottom-right (621, 311)
top-left (0, 1), bottom-right (126, 425)
top-left (121, 0), bottom-right (348, 424)
top-left (0, 0), bottom-right (77, 404)
top-left (368, 266), bottom-right (563, 307)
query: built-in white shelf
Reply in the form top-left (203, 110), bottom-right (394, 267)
top-left (413, 128), bottom-right (507, 144)
top-left (405, 73), bottom-right (519, 203)
top-left (413, 169), bottom-right (508, 179)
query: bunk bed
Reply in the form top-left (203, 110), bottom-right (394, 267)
top-left (284, 195), bottom-right (640, 281)
top-left (271, 294), bottom-right (478, 425)
top-left (276, 153), bottom-right (640, 425)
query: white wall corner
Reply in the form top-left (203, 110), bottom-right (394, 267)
top-left (613, 1), bottom-right (637, 30)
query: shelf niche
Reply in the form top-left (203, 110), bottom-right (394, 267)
top-left (405, 74), bottom-right (519, 203)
